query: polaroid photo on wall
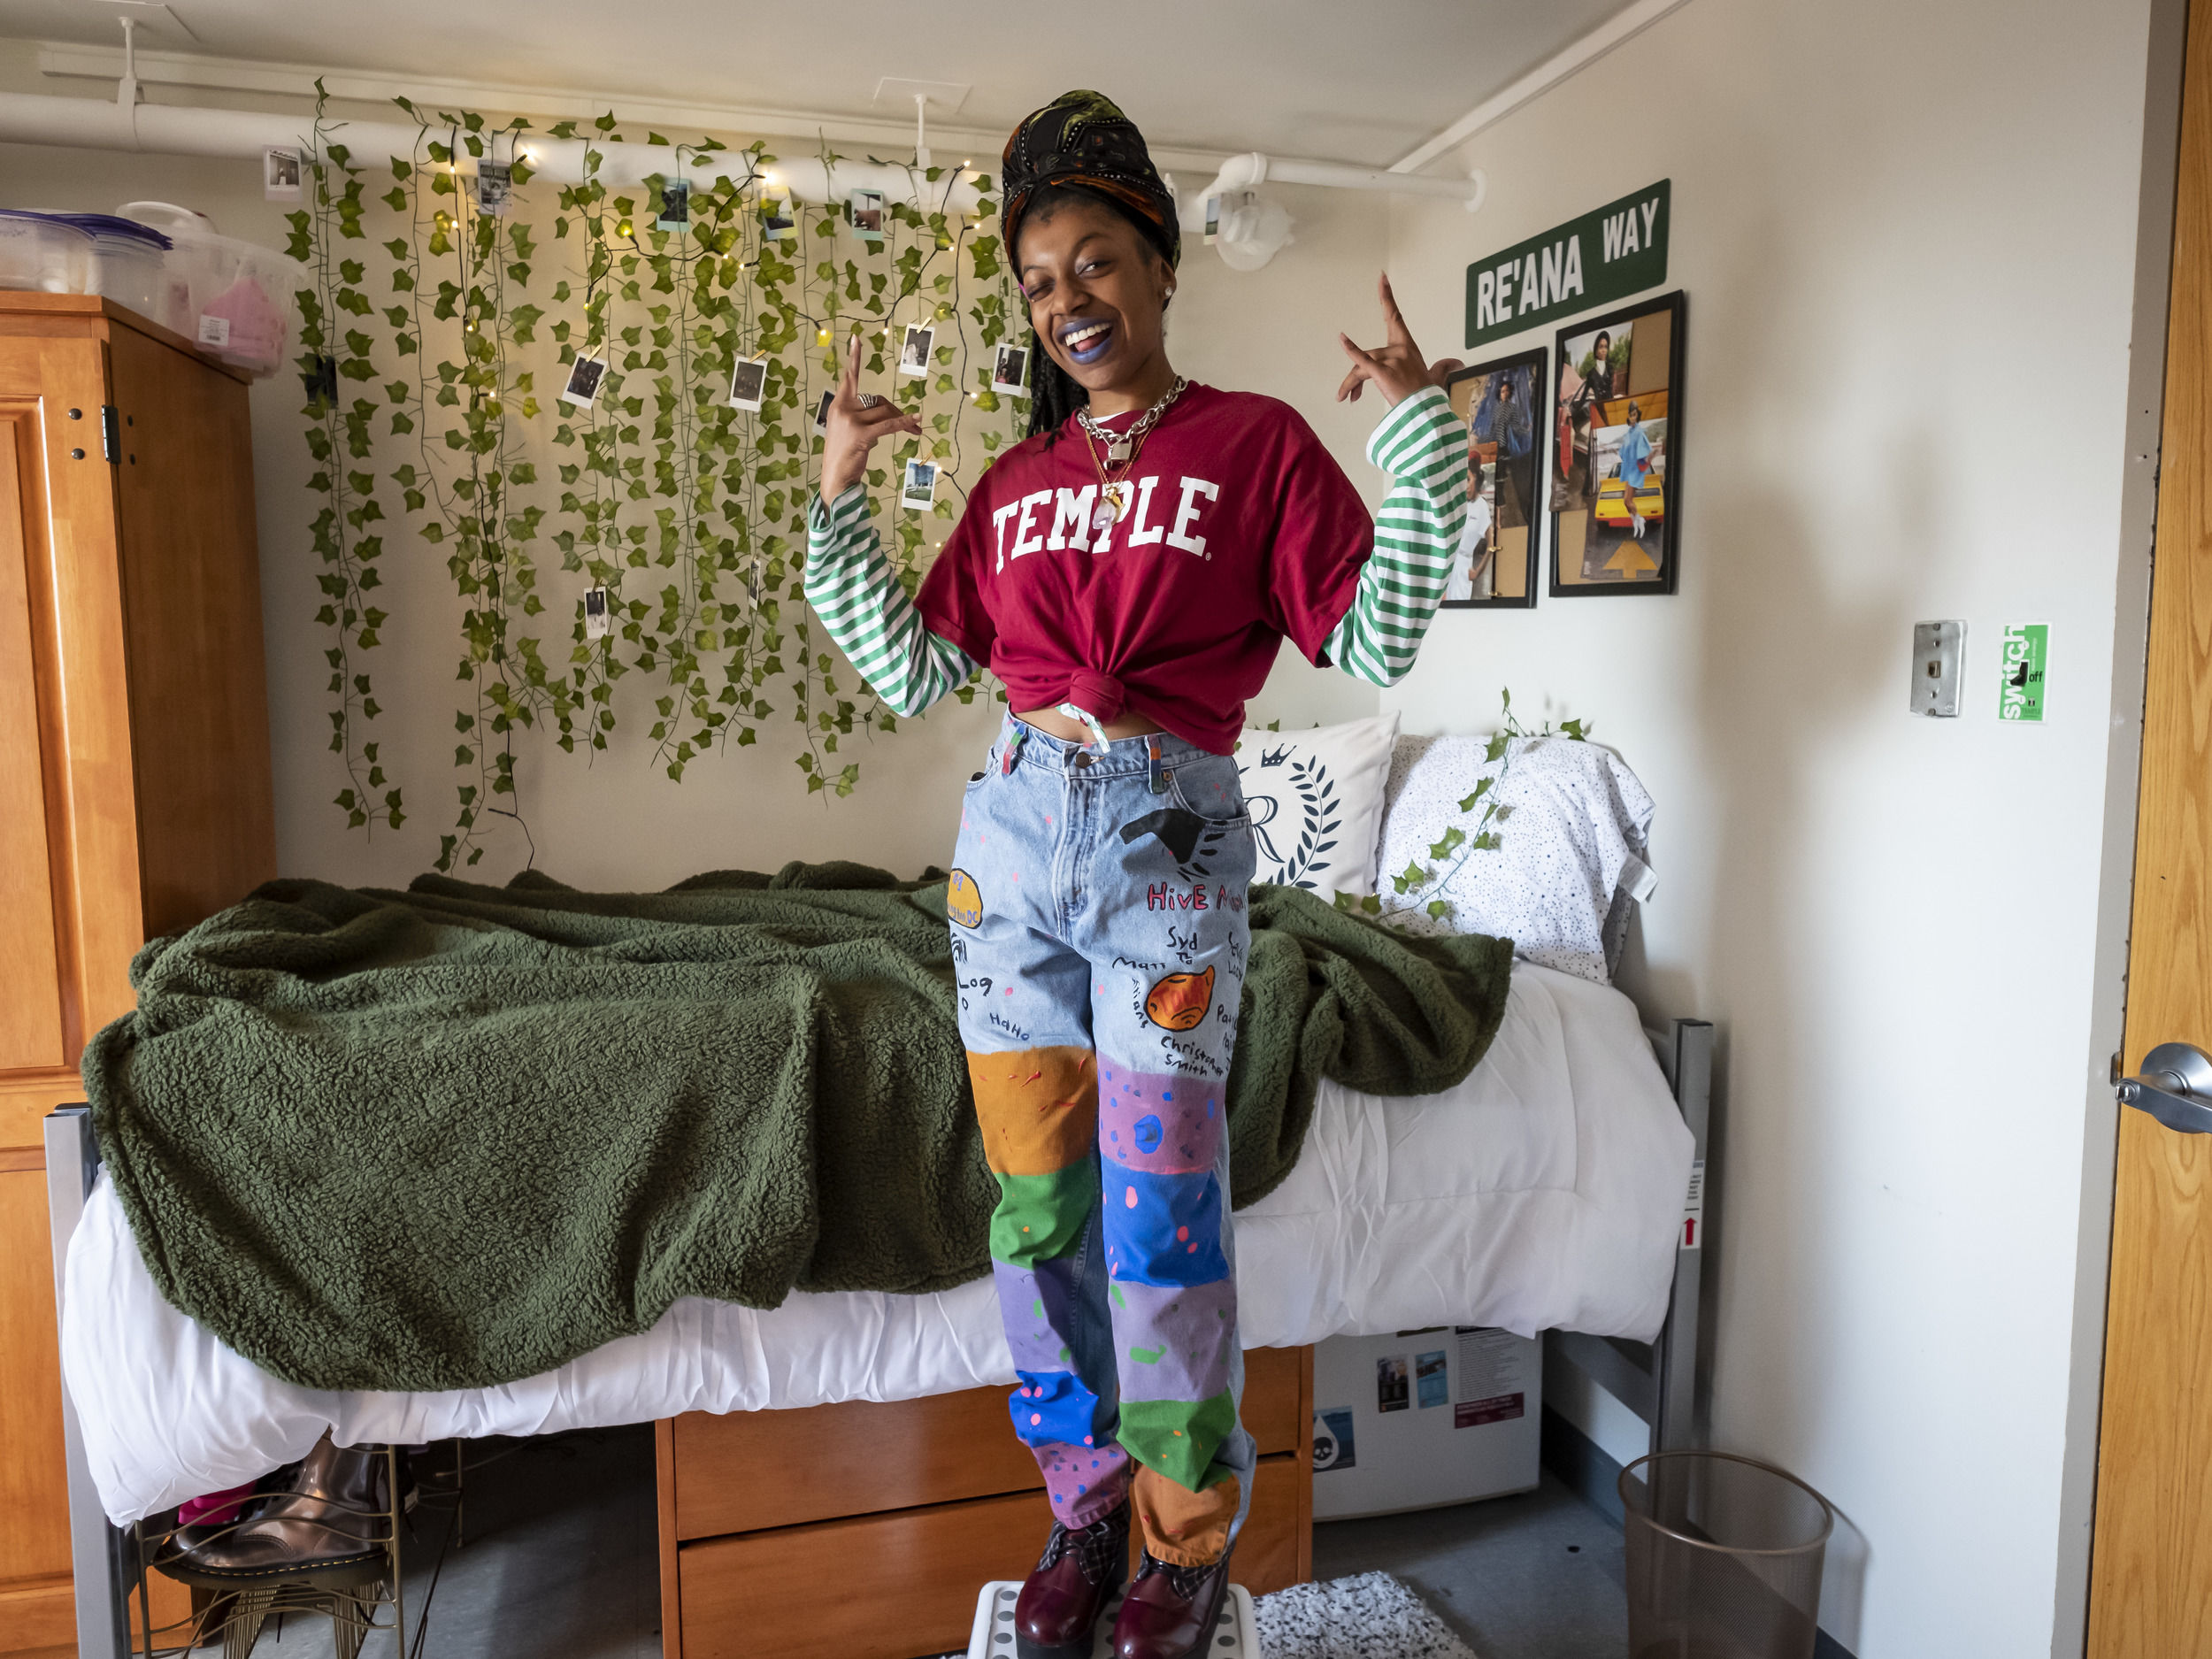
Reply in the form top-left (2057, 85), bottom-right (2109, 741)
top-left (849, 188), bottom-right (885, 243)
top-left (264, 147), bottom-right (303, 203)
top-left (991, 343), bottom-right (1030, 398)
top-left (898, 323), bottom-right (935, 380)
top-left (726, 356), bottom-right (768, 412)
top-left (1202, 194), bottom-right (1220, 245)
top-left (813, 388), bottom-right (834, 434)
top-left (475, 161), bottom-right (512, 217)
top-left (658, 178), bottom-right (692, 235)
top-left (559, 355), bottom-right (608, 408)
top-left (763, 189), bottom-right (795, 242)
top-left (583, 586), bottom-right (613, 640)
top-left (902, 457), bottom-right (939, 511)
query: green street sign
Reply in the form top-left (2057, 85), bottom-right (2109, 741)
top-left (1464, 180), bottom-right (1671, 349)
top-left (1999, 624), bottom-right (2048, 723)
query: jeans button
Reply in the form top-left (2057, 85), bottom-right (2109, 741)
top-left (1073, 754), bottom-right (1092, 769)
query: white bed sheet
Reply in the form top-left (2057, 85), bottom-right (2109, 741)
top-left (63, 962), bottom-right (1692, 1525)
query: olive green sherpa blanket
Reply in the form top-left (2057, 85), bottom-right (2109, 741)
top-left (81, 862), bottom-right (1512, 1393)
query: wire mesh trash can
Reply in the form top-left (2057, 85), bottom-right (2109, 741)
top-left (1619, 1450), bottom-right (1833, 1659)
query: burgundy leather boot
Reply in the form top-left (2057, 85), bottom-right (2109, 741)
top-left (1015, 1501), bottom-right (1130, 1659)
top-left (1110, 1545), bottom-right (1233, 1659)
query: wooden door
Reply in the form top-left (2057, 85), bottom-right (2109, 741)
top-left (2088, 5), bottom-right (2212, 1653)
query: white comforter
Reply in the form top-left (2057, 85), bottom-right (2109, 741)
top-left (63, 962), bottom-right (1692, 1525)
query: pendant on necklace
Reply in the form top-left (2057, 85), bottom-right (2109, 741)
top-left (1105, 436), bottom-right (1133, 465)
top-left (1091, 481), bottom-right (1131, 533)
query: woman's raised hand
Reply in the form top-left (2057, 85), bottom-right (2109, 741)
top-left (822, 330), bottom-right (923, 499)
top-left (1337, 273), bottom-right (1462, 407)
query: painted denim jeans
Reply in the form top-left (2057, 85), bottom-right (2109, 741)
top-left (949, 715), bottom-right (1258, 1568)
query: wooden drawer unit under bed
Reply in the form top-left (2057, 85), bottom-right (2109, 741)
top-left (657, 1344), bottom-right (1315, 1659)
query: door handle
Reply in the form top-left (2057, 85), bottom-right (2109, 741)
top-left (2117, 1042), bottom-right (2212, 1134)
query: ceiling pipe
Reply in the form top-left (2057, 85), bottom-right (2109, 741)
top-left (1175, 150), bottom-right (1486, 232)
top-left (0, 80), bottom-right (990, 211)
top-left (0, 31), bottom-right (1484, 230)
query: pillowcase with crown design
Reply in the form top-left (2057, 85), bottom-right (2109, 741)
top-left (1232, 712), bottom-right (1401, 898)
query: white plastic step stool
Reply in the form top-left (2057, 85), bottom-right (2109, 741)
top-left (965, 1579), bottom-right (1259, 1658)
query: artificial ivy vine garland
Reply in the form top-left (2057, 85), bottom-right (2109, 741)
top-left (293, 90), bottom-right (1021, 868)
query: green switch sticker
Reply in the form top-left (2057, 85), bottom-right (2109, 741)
top-left (1999, 624), bottom-right (2048, 722)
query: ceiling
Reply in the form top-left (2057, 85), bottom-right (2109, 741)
top-left (0, 0), bottom-right (1645, 167)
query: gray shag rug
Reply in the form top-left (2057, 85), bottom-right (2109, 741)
top-left (1254, 1571), bottom-right (1480, 1658)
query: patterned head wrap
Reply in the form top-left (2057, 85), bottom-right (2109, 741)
top-left (1001, 90), bottom-right (1180, 271)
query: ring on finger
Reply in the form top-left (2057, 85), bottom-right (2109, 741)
top-left (857, 392), bottom-right (883, 408)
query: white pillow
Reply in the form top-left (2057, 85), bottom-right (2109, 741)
top-left (1233, 712), bottom-right (1401, 896)
top-left (1371, 733), bottom-right (1655, 982)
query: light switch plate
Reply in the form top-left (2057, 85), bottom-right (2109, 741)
top-left (1911, 620), bottom-right (1964, 717)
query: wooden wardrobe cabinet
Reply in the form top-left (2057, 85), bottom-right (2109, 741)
top-left (0, 295), bottom-right (274, 1652)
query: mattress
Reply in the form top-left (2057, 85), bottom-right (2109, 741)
top-left (62, 961), bottom-right (1694, 1525)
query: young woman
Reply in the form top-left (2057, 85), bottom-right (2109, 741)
top-left (803, 91), bottom-right (1468, 1659)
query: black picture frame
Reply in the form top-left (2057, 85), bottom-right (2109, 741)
top-left (1441, 349), bottom-right (1547, 610)
top-left (1548, 288), bottom-right (1685, 596)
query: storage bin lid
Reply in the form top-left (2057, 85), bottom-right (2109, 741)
top-left (42, 212), bottom-right (173, 252)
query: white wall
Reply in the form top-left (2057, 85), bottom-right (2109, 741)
top-left (1385, 1), bottom-right (2165, 1654)
top-left (0, 47), bottom-right (1379, 893)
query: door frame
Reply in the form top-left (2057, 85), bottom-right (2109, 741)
top-left (2055, 0), bottom-right (2193, 1653)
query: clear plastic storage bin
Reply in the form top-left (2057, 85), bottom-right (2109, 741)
top-left (118, 202), bottom-right (303, 377)
top-left (49, 214), bottom-right (172, 319)
top-left (0, 211), bottom-right (96, 295)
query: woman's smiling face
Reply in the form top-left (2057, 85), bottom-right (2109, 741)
top-left (1017, 195), bottom-right (1174, 398)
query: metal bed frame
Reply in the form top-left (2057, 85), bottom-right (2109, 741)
top-left (1549, 1018), bottom-right (1714, 1463)
top-left (42, 1016), bottom-right (1716, 1657)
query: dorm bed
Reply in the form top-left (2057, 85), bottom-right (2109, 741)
top-left (41, 724), bottom-right (1709, 1659)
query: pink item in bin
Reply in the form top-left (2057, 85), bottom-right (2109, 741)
top-left (197, 272), bottom-right (286, 369)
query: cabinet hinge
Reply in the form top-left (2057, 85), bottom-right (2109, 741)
top-left (99, 405), bottom-right (119, 464)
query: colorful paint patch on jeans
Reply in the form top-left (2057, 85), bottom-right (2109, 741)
top-left (968, 1045), bottom-right (1098, 1176)
top-left (1112, 1278), bottom-right (1236, 1402)
top-left (1099, 1064), bottom-right (1224, 1175)
top-left (1119, 1389), bottom-right (1240, 1491)
top-left (1011, 1369), bottom-right (1103, 1448)
top-left (1102, 1164), bottom-right (1228, 1286)
top-left (1133, 1466), bottom-right (1240, 1567)
top-left (1041, 1440), bottom-right (1133, 1527)
top-left (991, 1163), bottom-right (1100, 1267)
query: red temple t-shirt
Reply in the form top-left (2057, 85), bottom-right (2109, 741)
top-left (915, 382), bottom-right (1375, 754)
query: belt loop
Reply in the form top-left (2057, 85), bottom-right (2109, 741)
top-left (1002, 725), bottom-right (1028, 776)
top-left (1147, 735), bottom-right (1166, 795)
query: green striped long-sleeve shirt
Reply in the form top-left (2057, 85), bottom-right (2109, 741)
top-left (803, 383), bottom-right (1468, 719)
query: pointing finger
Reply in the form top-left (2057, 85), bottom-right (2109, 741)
top-left (1380, 273), bottom-right (1412, 345)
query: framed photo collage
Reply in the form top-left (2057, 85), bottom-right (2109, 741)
top-left (1440, 288), bottom-right (1685, 605)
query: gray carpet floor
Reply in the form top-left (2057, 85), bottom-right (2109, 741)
top-left (230, 1428), bottom-right (1623, 1659)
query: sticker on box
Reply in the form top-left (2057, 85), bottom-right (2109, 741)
top-left (1376, 1354), bottom-right (1409, 1414)
top-left (1416, 1350), bottom-right (1448, 1409)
